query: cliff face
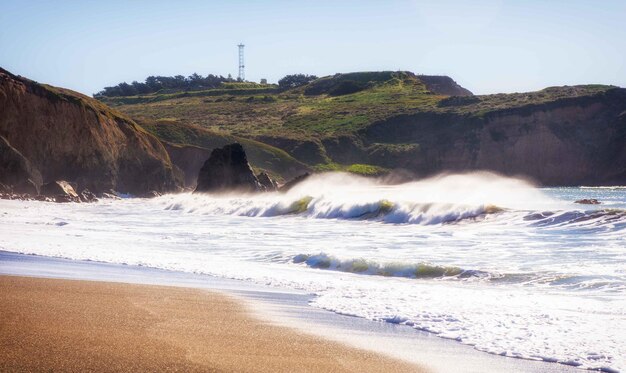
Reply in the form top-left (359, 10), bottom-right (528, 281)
top-left (0, 68), bottom-right (181, 194)
top-left (360, 89), bottom-right (626, 185)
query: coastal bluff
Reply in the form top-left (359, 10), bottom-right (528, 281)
top-left (0, 68), bottom-right (181, 195)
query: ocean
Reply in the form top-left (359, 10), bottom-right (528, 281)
top-left (1, 172), bottom-right (624, 372)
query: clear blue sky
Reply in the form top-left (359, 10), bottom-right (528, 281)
top-left (1, 0), bottom-right (625, 95)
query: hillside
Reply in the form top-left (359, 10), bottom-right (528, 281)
top-left (99, 71), bottom-right (626, 185)
top-left (138, 119), bottom-right (308, 186)
top-left (0, 68), bottom-right (181, 194)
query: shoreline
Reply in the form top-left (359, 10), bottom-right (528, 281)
top-left (0, 251), bottom-right (577, 373)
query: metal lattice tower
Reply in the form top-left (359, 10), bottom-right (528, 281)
top-left (237, 44), bottom-right (245, 81)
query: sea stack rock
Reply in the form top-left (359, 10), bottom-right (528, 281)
top-left (194, 143), bottom-right (262, 193)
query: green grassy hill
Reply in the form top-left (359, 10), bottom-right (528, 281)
top-left (101, 72), bottom-right (445, 140)
top-left (98, 72), bottom-right (626, 185)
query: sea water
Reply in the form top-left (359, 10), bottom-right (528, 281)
top-left (1, 172), bottom-right (624, 372)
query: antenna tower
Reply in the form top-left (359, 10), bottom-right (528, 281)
top-left (237, 43), bottom-right (245, 81)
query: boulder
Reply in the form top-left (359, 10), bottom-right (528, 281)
top-left (41, 180), bottom-right (80, 202)
top-left (194, 143), bottom-right (262, 193)
top-left (257, 172), bottom-right (277, 191)
top-left (279, 173), bottom-right (311, 193)
top-left (575, 199), bottom-right (601, 205)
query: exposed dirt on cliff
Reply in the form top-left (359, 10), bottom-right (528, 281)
top-left (0, 68), bottom-right (182, 194)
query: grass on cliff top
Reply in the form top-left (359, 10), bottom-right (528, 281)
top-left (100, 71), bottom-right (618, 142)
top-left (312, 162), bottom-right (389, 176)
top-left (0, 68), bottom-right (147, 135)
top-left (457, 85), bottom-right (618, 116)
top-left (102, 72), bottom-right (444, 139)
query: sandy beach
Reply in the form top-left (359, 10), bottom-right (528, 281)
top-left (0, 275), bottom-right (424, 372)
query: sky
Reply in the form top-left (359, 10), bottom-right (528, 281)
top-left (1, 0), bottom-right (625, 95)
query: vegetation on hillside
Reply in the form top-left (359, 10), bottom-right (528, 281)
top-left (96, 72), bottom-right (321, 97)
top-left (94, 72), bottom-right (269, 97)
top-left (97, 71), bottom-right (620, 170)
top-left (100, 71), bottom-right (446, 139)
top-left (278, 74), bottom-right (318, 89)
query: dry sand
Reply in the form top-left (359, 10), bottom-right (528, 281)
top-left (0, 275), bottom-right (425, 372)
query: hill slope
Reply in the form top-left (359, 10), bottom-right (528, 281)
top-left (139, 119), bottom-right (308, 186)
top-left (100, 72), bottom-right (626, 185)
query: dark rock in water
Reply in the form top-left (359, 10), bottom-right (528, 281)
top-left (41, 180), bottom-right (80, 202)
top-left (257, 172), bottom-right (277, 191)
top-left (194, 143), bottom-right (262, 193)
top-left (575, 198), bottom-right (601, 205)
top-left (279, 173), bottom-right (311, 193)
top-left (0, 135), bottom-right (42, 195)
top-left (79, 189), bottom-right (98, 203)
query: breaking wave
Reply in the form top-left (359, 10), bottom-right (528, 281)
top-left (291, 253), bottom-right (626, 292)
top-left (524, 208), bottom-right (626, 228)
top-left (161, 172), bottom-right (539, 224)
top-left (160, 172), bottom-right (625, 228)
top-left (292, 253), bottom-right (489, 279)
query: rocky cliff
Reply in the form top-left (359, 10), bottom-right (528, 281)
top-left (0, 68), bottom-right (181, 194)
top-left (359, 88), bottom-right (626, 185)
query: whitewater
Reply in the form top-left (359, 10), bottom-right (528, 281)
top-left (1, 172), bottom-right (625, 372)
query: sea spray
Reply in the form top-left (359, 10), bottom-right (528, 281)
top-left (161, 171), bottom-right (556, 224)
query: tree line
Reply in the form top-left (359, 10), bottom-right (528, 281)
top-left (94, 73), bottom-right (320, 97)
top-left (94, 73), bottom-right (238, 97)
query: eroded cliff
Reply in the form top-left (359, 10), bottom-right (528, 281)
top-left (0, 68), bottom-right (182, 194)
top-left (360, 89), bottom-right (626, 185)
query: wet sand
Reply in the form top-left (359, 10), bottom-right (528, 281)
top-left (0, 275), bottom-right (425, 372)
